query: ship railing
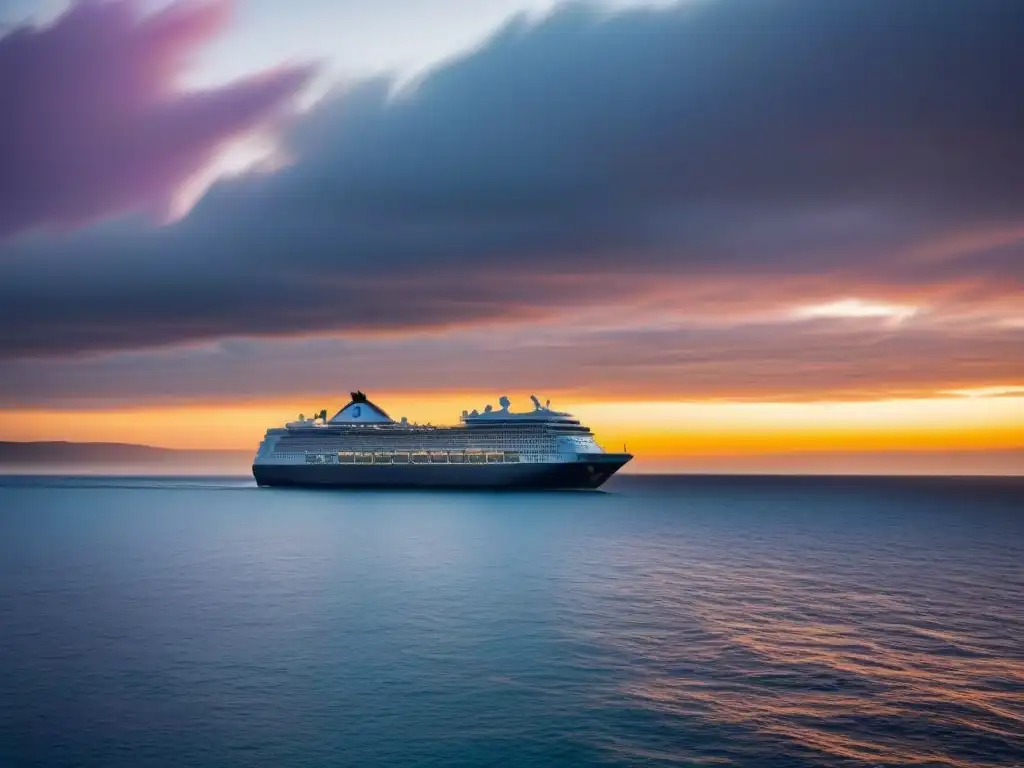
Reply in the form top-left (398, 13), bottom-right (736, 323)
top-left (304, 453), bottom-right (339, 465)
top-left (330, 450), bottom-right (522, 464)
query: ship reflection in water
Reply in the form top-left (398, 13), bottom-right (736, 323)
top-left (0, 475), bottom-right (1021, 767)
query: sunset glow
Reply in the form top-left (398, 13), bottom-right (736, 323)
top-left (1, 0), bottom-right (1022, 475)
top-left (5, 6), bottom-right (1024, 768)
top-left (2, 393), bottom-right (1020, 473)
top-left (791, 299), bottom-right (919, 324)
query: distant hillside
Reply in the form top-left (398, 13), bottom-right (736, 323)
top-left (0, 441), bottom-right (251, 470)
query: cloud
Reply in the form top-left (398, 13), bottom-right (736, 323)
top-left (1, 0), bottom-right (1023, 361)
top-left (0, 0), bottom-right (314, 238)
top-left (1, 316), bottom-right (1021, 406)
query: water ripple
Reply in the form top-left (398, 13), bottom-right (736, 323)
top-left (569, 510), bottom-right (1024, 766)
top-left (0, 475), bottom-right (1021, 767)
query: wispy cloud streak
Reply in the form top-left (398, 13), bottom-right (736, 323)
top-left (0, 0), bottom-right (313, 238)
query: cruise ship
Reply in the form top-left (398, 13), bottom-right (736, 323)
top-left (252, 392), bottom-right (632, 489)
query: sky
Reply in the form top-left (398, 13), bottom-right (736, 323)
top-left (0, 0), bottom-right (1021, 473)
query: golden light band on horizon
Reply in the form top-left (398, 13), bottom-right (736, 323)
top-left (2, 394), bottom-right (1020, 461)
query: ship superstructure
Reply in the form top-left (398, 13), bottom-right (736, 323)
top-left (252, 392), bottom-right (631, 489)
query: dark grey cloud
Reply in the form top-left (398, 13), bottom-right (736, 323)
top-left (2, 0), bottom-right (1023, 359)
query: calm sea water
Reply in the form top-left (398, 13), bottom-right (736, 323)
top-left (1, 475), bottom-right (1022, 768)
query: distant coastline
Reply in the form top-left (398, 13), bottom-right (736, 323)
top-left (0, 441), bottom-right (252, 474)
top-left (0, 441), bottom-right (246, 463)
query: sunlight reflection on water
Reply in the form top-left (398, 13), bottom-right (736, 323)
top-left (569, 496), bottom-right (1024, 766)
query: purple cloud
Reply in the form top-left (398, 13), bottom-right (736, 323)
top-left (0, 0), bottom-right (314, 238)
top-left (0, 0), bottom-right (1022, 364)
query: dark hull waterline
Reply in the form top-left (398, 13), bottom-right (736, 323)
top-left (253, 453), bottom-right (631, 490)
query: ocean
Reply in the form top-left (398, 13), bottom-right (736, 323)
top-left (0, 475), bottom-right (1021, 767)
